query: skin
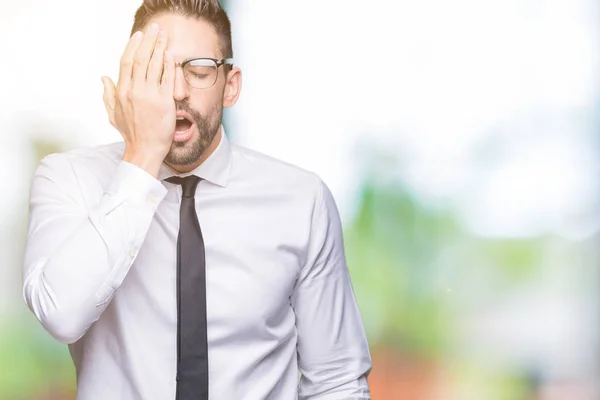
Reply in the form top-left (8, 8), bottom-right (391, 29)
top-left (101, 13), bottom-right (242, 178)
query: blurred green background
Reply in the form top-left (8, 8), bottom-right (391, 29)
top-left (1, 0), bottom-right (599, 399)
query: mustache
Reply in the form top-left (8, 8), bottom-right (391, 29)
top-left (175, 101), bottom-right (202, 120)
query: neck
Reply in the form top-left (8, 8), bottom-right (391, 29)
top-left (164, 126), bottom-right (223, 174)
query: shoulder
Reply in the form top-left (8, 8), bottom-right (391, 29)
top-left (32, 142), bottom-right (126, 208)
top-left (230, 143), bottom-right (326, 198)
top-left (35, 141), bottom-right (125, 177)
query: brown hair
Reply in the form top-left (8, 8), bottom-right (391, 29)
top-left (131, 0), bottom-right (233, 59)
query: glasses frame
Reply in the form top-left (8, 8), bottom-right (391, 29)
top-left (175, 57), bottom-right (234, 89)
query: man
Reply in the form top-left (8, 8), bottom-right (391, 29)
top-left (22, 0), bottom-right (372, 399)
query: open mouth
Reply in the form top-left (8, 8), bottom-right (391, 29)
top-left (173, 114), bottom-right (195, 142)
top-left (176, 116), bottom-right (193, 133)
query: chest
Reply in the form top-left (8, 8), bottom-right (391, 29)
top-left (121, 192), bottom-right (308, 339)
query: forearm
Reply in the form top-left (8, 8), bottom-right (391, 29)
top-left (295, 277), bottom-right (373, 400)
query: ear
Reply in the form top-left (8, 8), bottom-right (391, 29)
top-left (222, 67), bottom-right (242, 108)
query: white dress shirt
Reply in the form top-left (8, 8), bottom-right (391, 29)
top-left (22, 129), bottom-right (372, 400)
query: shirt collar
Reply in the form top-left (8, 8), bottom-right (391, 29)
top-left (158, 125), bottom-right (232, 187)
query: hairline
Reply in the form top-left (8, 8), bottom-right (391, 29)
top-left (130, 11), bottom-right (230, 59)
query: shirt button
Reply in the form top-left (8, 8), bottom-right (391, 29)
top-left (129, 248), bottom-right (136, 258)
top-left (149, 193), bottom-right (158, 204)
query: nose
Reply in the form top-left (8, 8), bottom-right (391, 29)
top-left (173, 66), bottom-right (190, 101)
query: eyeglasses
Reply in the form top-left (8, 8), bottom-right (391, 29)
top-left (175, 57), bottom-right (234, 89)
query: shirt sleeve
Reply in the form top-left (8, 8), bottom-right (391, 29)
top-left (22, 153), bottom-right (167, 344)
top-left (291, 179), bottom-right (372, 400)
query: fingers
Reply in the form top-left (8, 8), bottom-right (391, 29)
top-left (132, 23), bottom-right (160, 85)
top-left (101, 76), bottom-right (117, 126)
top-left (147, 30), bottom-right (168, 85)
top-left (117, 31), bottom-right (144, 91)
top-left (161, 51), bottom-right (175, 93)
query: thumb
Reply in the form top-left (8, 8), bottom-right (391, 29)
top-left (101, 76), bottom-right (116, 125)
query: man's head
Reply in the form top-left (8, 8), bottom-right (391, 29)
top-left (131, 0), bottom-right (241, 171)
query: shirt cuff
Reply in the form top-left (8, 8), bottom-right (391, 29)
top-left (106, 161), bottom-right (168, 206)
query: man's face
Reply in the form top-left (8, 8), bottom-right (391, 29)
top-left (146, 13), bottom-right (227, 167)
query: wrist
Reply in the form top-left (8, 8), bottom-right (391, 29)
top-left (122, 147), bottom-right (165, 178)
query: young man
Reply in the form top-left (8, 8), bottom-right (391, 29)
top-left (22, 1), bottom-right (372, 399)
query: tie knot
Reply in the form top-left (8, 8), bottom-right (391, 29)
top-left (166, 175), bottom-right (202, 198)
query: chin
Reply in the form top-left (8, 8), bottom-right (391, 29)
top-left (166, 135), bottom-right (207, 167)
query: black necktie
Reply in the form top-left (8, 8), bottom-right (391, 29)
top-left (166, 175), bottom-right (209, 400)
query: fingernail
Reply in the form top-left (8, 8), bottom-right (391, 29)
top-left (132, 31), bottom-right (142, 39)
top-left (149, 23), bottom-right (159, 32)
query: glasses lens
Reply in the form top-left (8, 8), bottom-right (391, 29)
top-left (184, 59), bottom-right (218, 89)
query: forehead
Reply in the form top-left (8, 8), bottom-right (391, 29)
top-left (146, 13), bottom-right (220, 61)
